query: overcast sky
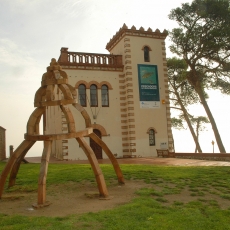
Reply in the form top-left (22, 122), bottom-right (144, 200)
top-left (0, 0), bottom-right (229, 157)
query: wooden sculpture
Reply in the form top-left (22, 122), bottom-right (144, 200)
top-left (0, 59), bottom-right (124, 208)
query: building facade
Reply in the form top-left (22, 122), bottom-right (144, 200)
top-left (0, 126), bottom-right (6, 161)
top-left (46, 24), bottom-right (173, 160)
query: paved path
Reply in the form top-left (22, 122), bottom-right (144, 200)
top-left (24, 156), bottom-right (230, 166)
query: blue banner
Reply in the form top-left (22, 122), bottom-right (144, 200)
top-left (138, 64), bottom-right (160, 108)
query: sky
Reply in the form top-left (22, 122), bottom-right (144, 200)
top-left (0, 0), bottom-right (229, 157)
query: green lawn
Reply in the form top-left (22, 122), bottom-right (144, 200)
top-left (1, 162), bottom-right (230, 230)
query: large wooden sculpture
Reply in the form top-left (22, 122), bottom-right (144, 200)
top-left (0, 59), bottom-right (124, 208)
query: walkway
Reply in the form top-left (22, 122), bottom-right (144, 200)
top-left (25, 156), bottom-right (230, 166)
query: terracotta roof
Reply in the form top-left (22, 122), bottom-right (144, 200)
top-left (106, 23), bottom-right (168, 52)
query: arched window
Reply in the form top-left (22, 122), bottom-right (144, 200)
top-left (78, 84), bottom-right (86, 107)
top-left (90, 84), bottom-right (98, 107)
top-left (101, 85), bottom-right (109, 107)
top-left (144, 46), bottom-right (150, 62)
top-left (149, 129), bottom-right (155, 146)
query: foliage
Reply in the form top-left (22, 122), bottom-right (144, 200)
top-left (168, 0), bottom-right (230, 153)
top-left (171, 117), bottom-right (185, 130)
top-left (167, 57), bottom-right (201, 108)
top-left (191, 116), bottom-right (210, 133)
top-left (169, 0), bottom-right (230, 78)
top-left (167, 57), bottom-right (204, 152)
top-left (190, 116), bottom-right (210, 152)
top-left (1, 163), bottom-right (230, 229)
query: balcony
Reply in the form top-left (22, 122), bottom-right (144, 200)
top-left (58, 48), bottom-right (123, 71)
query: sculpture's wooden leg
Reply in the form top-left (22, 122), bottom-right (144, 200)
top-left (8, 141), bottom-right (36, 187)
top-left (76, 137), bottom-right (109, 198)
top-left (89, 133), bottom-right (125, 184)
top-left (0, 140), bottom-right (35, 198)
top-left (33, 140), bottom-right (52, 208)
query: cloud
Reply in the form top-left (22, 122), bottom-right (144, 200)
top-left (4, 0), bottom-right (40, 13)
top-left (0, 38), bottom-right (43, 70)
top-left (0, 38), bottom-right (45, 98)
top-left (0, 38), bottom-right (34, 67)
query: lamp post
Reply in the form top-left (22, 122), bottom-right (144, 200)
top-left (211, 140), bottom-right (215, 153)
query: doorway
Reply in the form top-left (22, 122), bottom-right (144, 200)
top-left (90, 129), bottom-right (102, 159)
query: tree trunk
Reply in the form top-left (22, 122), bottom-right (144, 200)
top-left (172, 136), bottom-right (175, 152)
top-left (180, 105), bottom-right (202, 153)
top-left (195, 123), bottom-right (199, 153)
top-left (192, 83), bottom-right (226, 153)
top-left (174, 90), bottom-right (203, 153)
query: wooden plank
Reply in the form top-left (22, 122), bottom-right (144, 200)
top-left (24, 128), bottom-right (93, 141)
top-left (34, 99), bottom-right (75, 107)
top-left (66, 84), bottom-right (77, 99)
top-left (27, 108), bottom-right (45, 135)
top-left (58, 84), bottom-right (73, 100)
top-left (45, 85), bottom-right (54, 101)
top-left (60, 105), bottom-right (76, 133)
top-left (80, 110), bottom-right (92, 127)
top-left (88, 133), bottom-right (125, 184)
top-left (72, 103), bottom-right (84, 112)
top-left (34, 86), bottom-right (46, 105)
top-left (0, 140), bottom-right (35, 198)
top-left (8, 141), bottom-right (36, 187)
top-left (36, 141), bottom-right (52, 206)
top-left (76, 137), bottom-right (109, 198)
top-left (41, 78), bottom-right (68, 86)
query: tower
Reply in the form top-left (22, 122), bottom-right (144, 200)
top-left (105, 24), bottom-right (173, 156)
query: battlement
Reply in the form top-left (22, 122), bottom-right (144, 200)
top-left (106, 23), bottom-right (168, 52)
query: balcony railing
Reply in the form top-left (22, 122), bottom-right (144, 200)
top-left (58, 47), bottom-right (123, 69)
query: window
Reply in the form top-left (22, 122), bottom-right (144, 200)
top-left (149, 129), bottom-right (155, 146)
top-left (90, 84), bottom-right (98, 107)
top-left (101, 85), bottom-right (109, 107)
top-left (144, 46), bottom-right (150, 62)
top-left (78, 84), bottom-right (86, 107)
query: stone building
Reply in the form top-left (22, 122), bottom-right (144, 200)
top-left (46, 24), bottom-right (173, 160)
top-left (0, 126), bottom-right (6, 161)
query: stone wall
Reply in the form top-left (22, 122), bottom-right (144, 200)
top-left (174, 153), bottom-right (230, 162)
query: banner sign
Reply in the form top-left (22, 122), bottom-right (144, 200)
top-left (138, 64), bottom-right (160, 108)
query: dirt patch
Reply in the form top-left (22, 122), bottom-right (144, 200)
top-left (162, 188), bottom-right (230, 209)
top-left (149, 183), bottom-right (230, 210)
top-left (1, 180), bottom-right (230, 217)
top-left (0, 180), bottom-right (149, 217)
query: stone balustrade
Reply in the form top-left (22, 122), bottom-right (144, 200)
top-left (58, 47), bottom-right (123, 69)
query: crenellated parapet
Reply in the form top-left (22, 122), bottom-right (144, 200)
top-left (106, 23), bottom-right (168, 52)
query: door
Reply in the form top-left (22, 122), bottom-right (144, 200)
top-left (90, 129), bottom-right (102, 159)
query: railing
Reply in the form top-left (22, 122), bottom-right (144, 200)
top-left (58, 48), bottom-right (123, 68)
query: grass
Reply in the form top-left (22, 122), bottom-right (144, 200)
top-left (1, 162), bottom-right (230, 229)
